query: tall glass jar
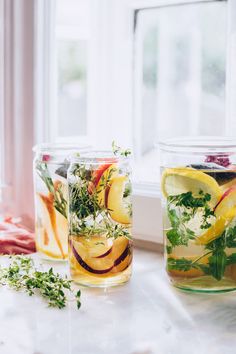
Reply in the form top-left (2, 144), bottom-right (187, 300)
top-left (67, 151), bottom-right (132, 287)
top-left (160, 137), bottom-right (236, 293)
top-left (33, 143), bottom-right (89, 261)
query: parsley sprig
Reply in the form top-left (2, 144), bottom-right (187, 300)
top-left (167, 223), bottom-right (236, 281)
top-left (166, 190), bottom-right (215, 253)
top-left (0, 256), bottom-right (81, 309)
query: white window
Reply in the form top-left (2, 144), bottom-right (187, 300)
top-left (33, 0), bottom-right (235, 243)
top-left (134, 0), bottom-right (227, 184)
top-left (2, 0), bottom-right (236, 240)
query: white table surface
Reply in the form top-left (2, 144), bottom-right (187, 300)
top-left (0, 249), bottom-right (236, 354)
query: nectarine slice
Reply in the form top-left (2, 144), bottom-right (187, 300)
top-left (107, 175), bottom-right (131, 224)
top-left (70, 236), bottom-right (131, 276)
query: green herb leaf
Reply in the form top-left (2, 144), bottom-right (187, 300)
top-left (167, 257), bottom-right (195, 272)
top-left (208, 250), bottom-right (227, 281)
top-left (0, 256), bottom-right (81, 310)
top-left (112, 141), bottom-right (131, 157)
top-left (226, 253), bottom-right (236, 265)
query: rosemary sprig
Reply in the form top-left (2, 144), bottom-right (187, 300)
top-left (36, 162), bottom-right (67, 218)
top-left (0, 256), bottom-right (81, 309)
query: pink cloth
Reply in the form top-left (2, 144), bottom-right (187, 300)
top-left (0, 217), bottom-right (36, 254)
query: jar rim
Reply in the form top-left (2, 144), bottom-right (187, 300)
top-left (159, 136), bottom-right (236, 154)
top-left (70, 150), bottom-right (130, 164)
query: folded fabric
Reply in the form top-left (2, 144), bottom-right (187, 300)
top-left (0, 217), bottom-right (36, 254)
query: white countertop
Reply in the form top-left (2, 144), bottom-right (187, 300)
top-left (0, 249), bottom-right (236, 354)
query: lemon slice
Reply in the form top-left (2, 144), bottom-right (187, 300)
top-left (161, 167), bottom-right (222, 207)
top-left (196, 208), bottom-right (236, 245)
top-left (196, 188), bottom-right (236, 245)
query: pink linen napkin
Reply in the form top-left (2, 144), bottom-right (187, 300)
top-left (0, 217), bottom-right (36, 254)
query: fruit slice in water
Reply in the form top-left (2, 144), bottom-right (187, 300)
top-left (168, 253), bottom-right (209, 278)
top-left (107, 175), bottom-right (131, 224)
top-left (161, 167), bottom-right (222, 207)
top-left (70, 236), bottom-right (131, 276)
top-left (36, 193), bottom-right (68, 259)
top-left (196, 187), bottom-right (236, 245)
top-left (95, 164), bottom-right (119, 207)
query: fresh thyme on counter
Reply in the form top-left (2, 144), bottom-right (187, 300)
top-left (0, 256), bottom-right (81, 309)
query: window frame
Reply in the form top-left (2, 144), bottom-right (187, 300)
top-left (34, 0), bottom-right (231, 243)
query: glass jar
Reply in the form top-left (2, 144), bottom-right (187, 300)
top-left (33, 143), bottom-right (89, 261)
top-left (67, 151), bottom-right (132, 287)
top-left (160, 137), bottom-right (236, 293)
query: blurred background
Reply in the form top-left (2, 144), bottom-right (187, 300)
top-left (0, 0), bottom-right (235, 241)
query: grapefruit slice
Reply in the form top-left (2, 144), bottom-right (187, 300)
top-left (36, 193), bottom-right (68, 259)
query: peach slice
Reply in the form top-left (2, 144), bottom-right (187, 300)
top-left (107, 175), bottom-right (131, 224)
top-left (96, 164), bottom-right (118, 207)
top-left (196, 187), bottom-right (236, 245)
top-left (70, 236), bottom-right (131, 276)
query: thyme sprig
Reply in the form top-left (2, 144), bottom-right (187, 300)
top-left (0, 256), bottom-right (81, 309)
top-left (69, 163), bottom-right (131, 240)
top-left (112, 141), bottom-right (131, 157)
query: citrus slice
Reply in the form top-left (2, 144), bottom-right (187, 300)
top-left (161, 167), bottom-right (222, 207)
top-left (195, 208), bottom-right (236, 245)
top-left (196, 187), bottom-right (236, 245)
